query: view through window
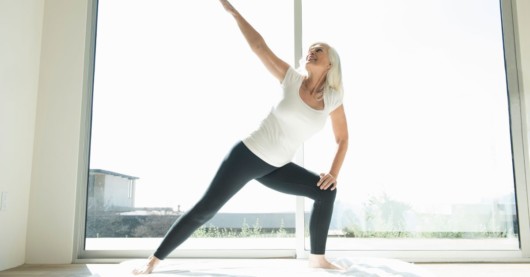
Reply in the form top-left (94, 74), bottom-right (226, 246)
top-left (86, 0), bottom-right (518, 254)
top-left (302, 0), bottom-right (517, 251)
top-left (87, 0), bottom-right (296, 252)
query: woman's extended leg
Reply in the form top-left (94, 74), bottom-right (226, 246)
top-left (133, 142), bottom-right (277, 274)
top-left (255, 162), bottom-right (340, 269)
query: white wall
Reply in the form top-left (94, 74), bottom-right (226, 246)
top-left (24, 0), bottom-right (90, 265)
top-left (0, 0), bottom-right (44, 271)
top-left (515, 0), bottom-right (530, 118)
top-left (0, 0), bottom-right (529, 271)
top-left (513, 0), bottom-right (530, 253)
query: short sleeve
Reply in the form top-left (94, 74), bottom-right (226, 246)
top-left (281, 66), bottom-right (302, 88)
top-left (326, 89), bottom-right (344, 112)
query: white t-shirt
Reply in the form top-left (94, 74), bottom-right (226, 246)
top-left (242, 66), bottom-right (344, 167)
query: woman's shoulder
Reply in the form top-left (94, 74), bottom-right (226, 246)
top-left (281, 66), bottom-right (305, 86)
top-left (325, 87), bottom-right (344, 111)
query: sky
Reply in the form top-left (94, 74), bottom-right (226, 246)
top-left (89, 0), bottom-right (515, 219)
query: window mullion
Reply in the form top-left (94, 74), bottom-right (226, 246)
top-left (293, 0), bottom-right (307, 259)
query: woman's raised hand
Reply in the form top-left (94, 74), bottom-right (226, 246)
top-left (219, 0), bottom-right (237, 16)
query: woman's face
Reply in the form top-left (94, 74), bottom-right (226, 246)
top-left (305, 43), bottom-right (331, 72)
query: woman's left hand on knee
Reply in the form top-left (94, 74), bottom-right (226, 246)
top-left (317, 173), bottom-right (337, 191)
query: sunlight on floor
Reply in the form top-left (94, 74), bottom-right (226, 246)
top-left (85, 257), bottom-right (436, 277)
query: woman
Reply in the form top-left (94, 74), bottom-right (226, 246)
top-left (133, 0), bottom-right (348, 274)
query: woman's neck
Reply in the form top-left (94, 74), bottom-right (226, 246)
top-left (305, 71), bottom-right (327, 94)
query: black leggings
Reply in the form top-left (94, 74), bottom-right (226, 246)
top-left (153, 141), bottom-right (337, 259)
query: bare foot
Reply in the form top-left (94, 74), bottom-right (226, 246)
top-left (132, 255), bottom-right (161, 275)
top-left (308, 254), bottom-right (343, 270)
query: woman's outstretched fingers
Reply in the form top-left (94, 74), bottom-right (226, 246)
top-left (219, 0), bottom-right (237, 15)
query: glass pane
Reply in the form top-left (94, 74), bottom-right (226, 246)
top-left (302, 0), bottom-right (517, 250)
top-left (87, 0), bottom-right (295, 252)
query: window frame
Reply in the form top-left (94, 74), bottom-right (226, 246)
top-left (74, 0), bottom-right (530, 262)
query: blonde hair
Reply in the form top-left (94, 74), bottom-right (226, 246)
top-left (297, 42), bottom-right (344, 93)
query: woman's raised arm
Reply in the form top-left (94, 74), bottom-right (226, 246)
top-left (219, 0), bottom-right (289, 82)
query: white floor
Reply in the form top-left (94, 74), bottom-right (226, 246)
top-left (122, 257), bottom-right (434, 276)
top-left (2, 259), bottom-right (530, 277)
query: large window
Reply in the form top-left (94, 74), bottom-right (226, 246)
top-left (302, 0), bottom-right (517, 252)
top-left (86, 0), bottom-right (296, 256)
top-left (82, 0), bottom-right (521, 259)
